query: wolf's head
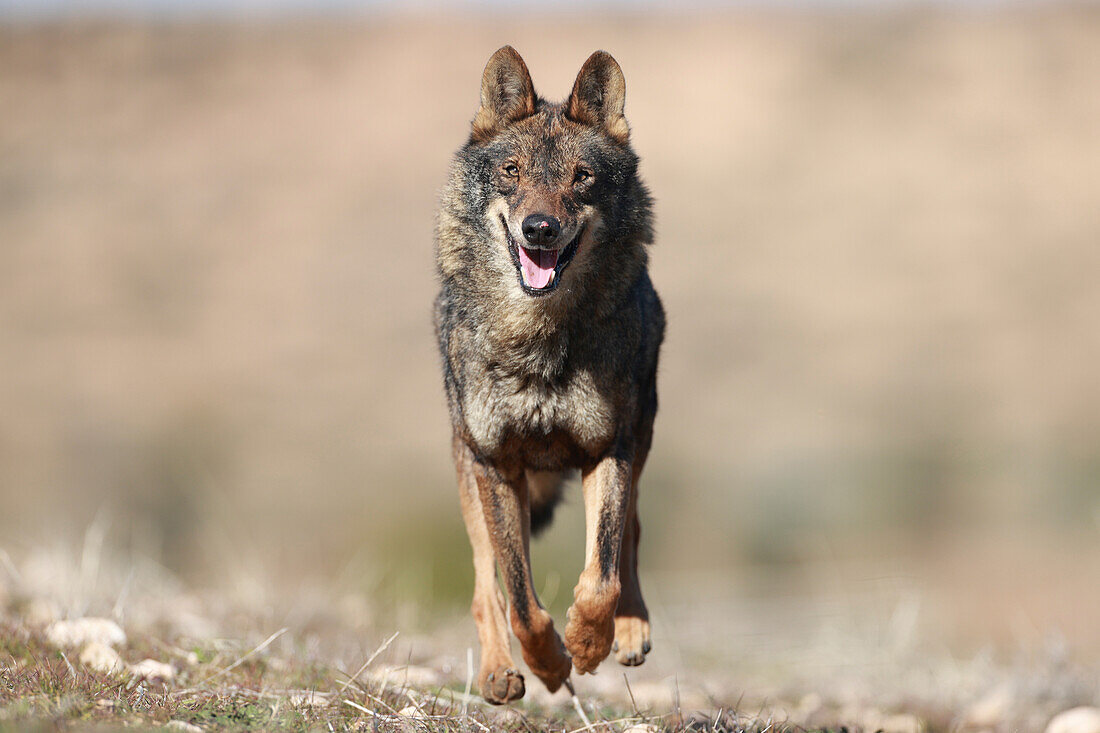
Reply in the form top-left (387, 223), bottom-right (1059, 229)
top-left (439, 47), bottom-right (652, 303)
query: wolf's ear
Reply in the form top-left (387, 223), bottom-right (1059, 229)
top-left (473, 46), bottom-right (536, 142)
top-left (566, 51), bottom-right (629, 143)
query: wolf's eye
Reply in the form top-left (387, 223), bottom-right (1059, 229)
top-left (573, 168), bottom-right (593, 185)
top-left (502, 163), bottom-right (520, 177)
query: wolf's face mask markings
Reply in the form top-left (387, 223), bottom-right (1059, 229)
top-left (466, 47), bottom-right (638, 297)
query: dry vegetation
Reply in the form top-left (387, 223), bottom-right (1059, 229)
top-left (0, 552), bottom-right (834, 733)
top-left (2, 540), bottom-right (1099, 732)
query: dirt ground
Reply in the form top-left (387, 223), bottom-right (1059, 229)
top-left (1, 544), bottom-right (1096, 731)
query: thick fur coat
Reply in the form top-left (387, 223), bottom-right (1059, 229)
top-left (434, 46), bottom-right (664, 704)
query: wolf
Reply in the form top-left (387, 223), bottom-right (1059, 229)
top-left (434, 46), bottom-right (664, 704)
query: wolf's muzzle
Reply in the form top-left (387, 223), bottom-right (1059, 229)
top-left (521, 214), bottom-right (561, 246)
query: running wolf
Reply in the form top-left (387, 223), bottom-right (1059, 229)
top-left (434, 46), bottom-right (664, 704)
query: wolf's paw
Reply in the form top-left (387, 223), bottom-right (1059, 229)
top-left (519, 631), bottom-right (572, 693)
top-left (612, 616), bottom-right (650, 666)
top-left (564, 602), bottom-right (616, 674)
top-left (480, 666), bottom-right (525, 704)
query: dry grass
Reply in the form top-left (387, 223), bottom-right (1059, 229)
top-left (0, 542), bottom-right (906, 732)
top-left (0, 617), bottom-right (819, 732)
top-left (2, 542), bottom-right (1098, 733)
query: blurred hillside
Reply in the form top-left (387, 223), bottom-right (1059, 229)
top-left (1, 8), bottom-right (1099, 652)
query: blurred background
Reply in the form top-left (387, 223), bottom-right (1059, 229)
top-left (2, 0), bottom-right (1099, 693)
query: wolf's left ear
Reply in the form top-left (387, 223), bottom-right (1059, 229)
top-left (566, 51), bottom-right (629, 144)
top-left (473, 46), bottom-right (537, 142)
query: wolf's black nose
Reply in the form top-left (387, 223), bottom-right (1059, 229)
top-left (521, 215), bottom-right (561, 246)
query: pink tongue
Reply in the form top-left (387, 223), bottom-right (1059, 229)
top-left (518, 246), bottom-right (559, 289)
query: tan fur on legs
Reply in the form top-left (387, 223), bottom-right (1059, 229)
top-left (455, 438), bottom-right (525, 704)
top-left (613, 425), bottom-right (652, 666)
top-left (612, 500), bottom-right (650, 666)
top-left (564, 452), bottom-right (630, 673)
top-left (471, 455), bottom-right (572, 693)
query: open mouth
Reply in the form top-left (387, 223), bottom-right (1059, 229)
top-left (502, 215), bottom-right (583, 296)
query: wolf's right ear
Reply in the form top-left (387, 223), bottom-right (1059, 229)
top-left (566, 51), bottom-right (629, 144)
top-left (472, 46), bottom-right (536, 142)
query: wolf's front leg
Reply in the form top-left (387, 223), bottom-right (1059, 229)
top-left (455, 438), bottom-right (525, 703)
top-left (564, 449), bottom-right (631, 673)
top-left (472, 457), bottom-right (572, 694)
top-left (614, 418), bottom-right (653, 667)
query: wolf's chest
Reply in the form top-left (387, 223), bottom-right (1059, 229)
top-left (462, 367), bottom-right (616, 464)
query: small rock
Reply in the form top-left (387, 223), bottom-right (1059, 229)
top-left (1047, 708), bottom-right (1100, 733)
top-left (964, 686), bottom-right (1013, 729)
top-left (79, 642), bottom-right (125, 674)
top-left (398, 705), bottom-right (423, 717)
top-left (287, 690), bottom-right (333, 707)
top-left (491, 708), bottom-right (526, 726)
top-left (878, 714), bottom-right (926, 733)
top-left (46, 618), bottom-right (126, 648)
top-left (797, 692), bottom-right (824, 721)
top-left (130, 659), bottom-right (175, 684)
top-left (859, 709), bottom-right (926, 733)
top-left (165, 721), bottom-right (203, 732)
